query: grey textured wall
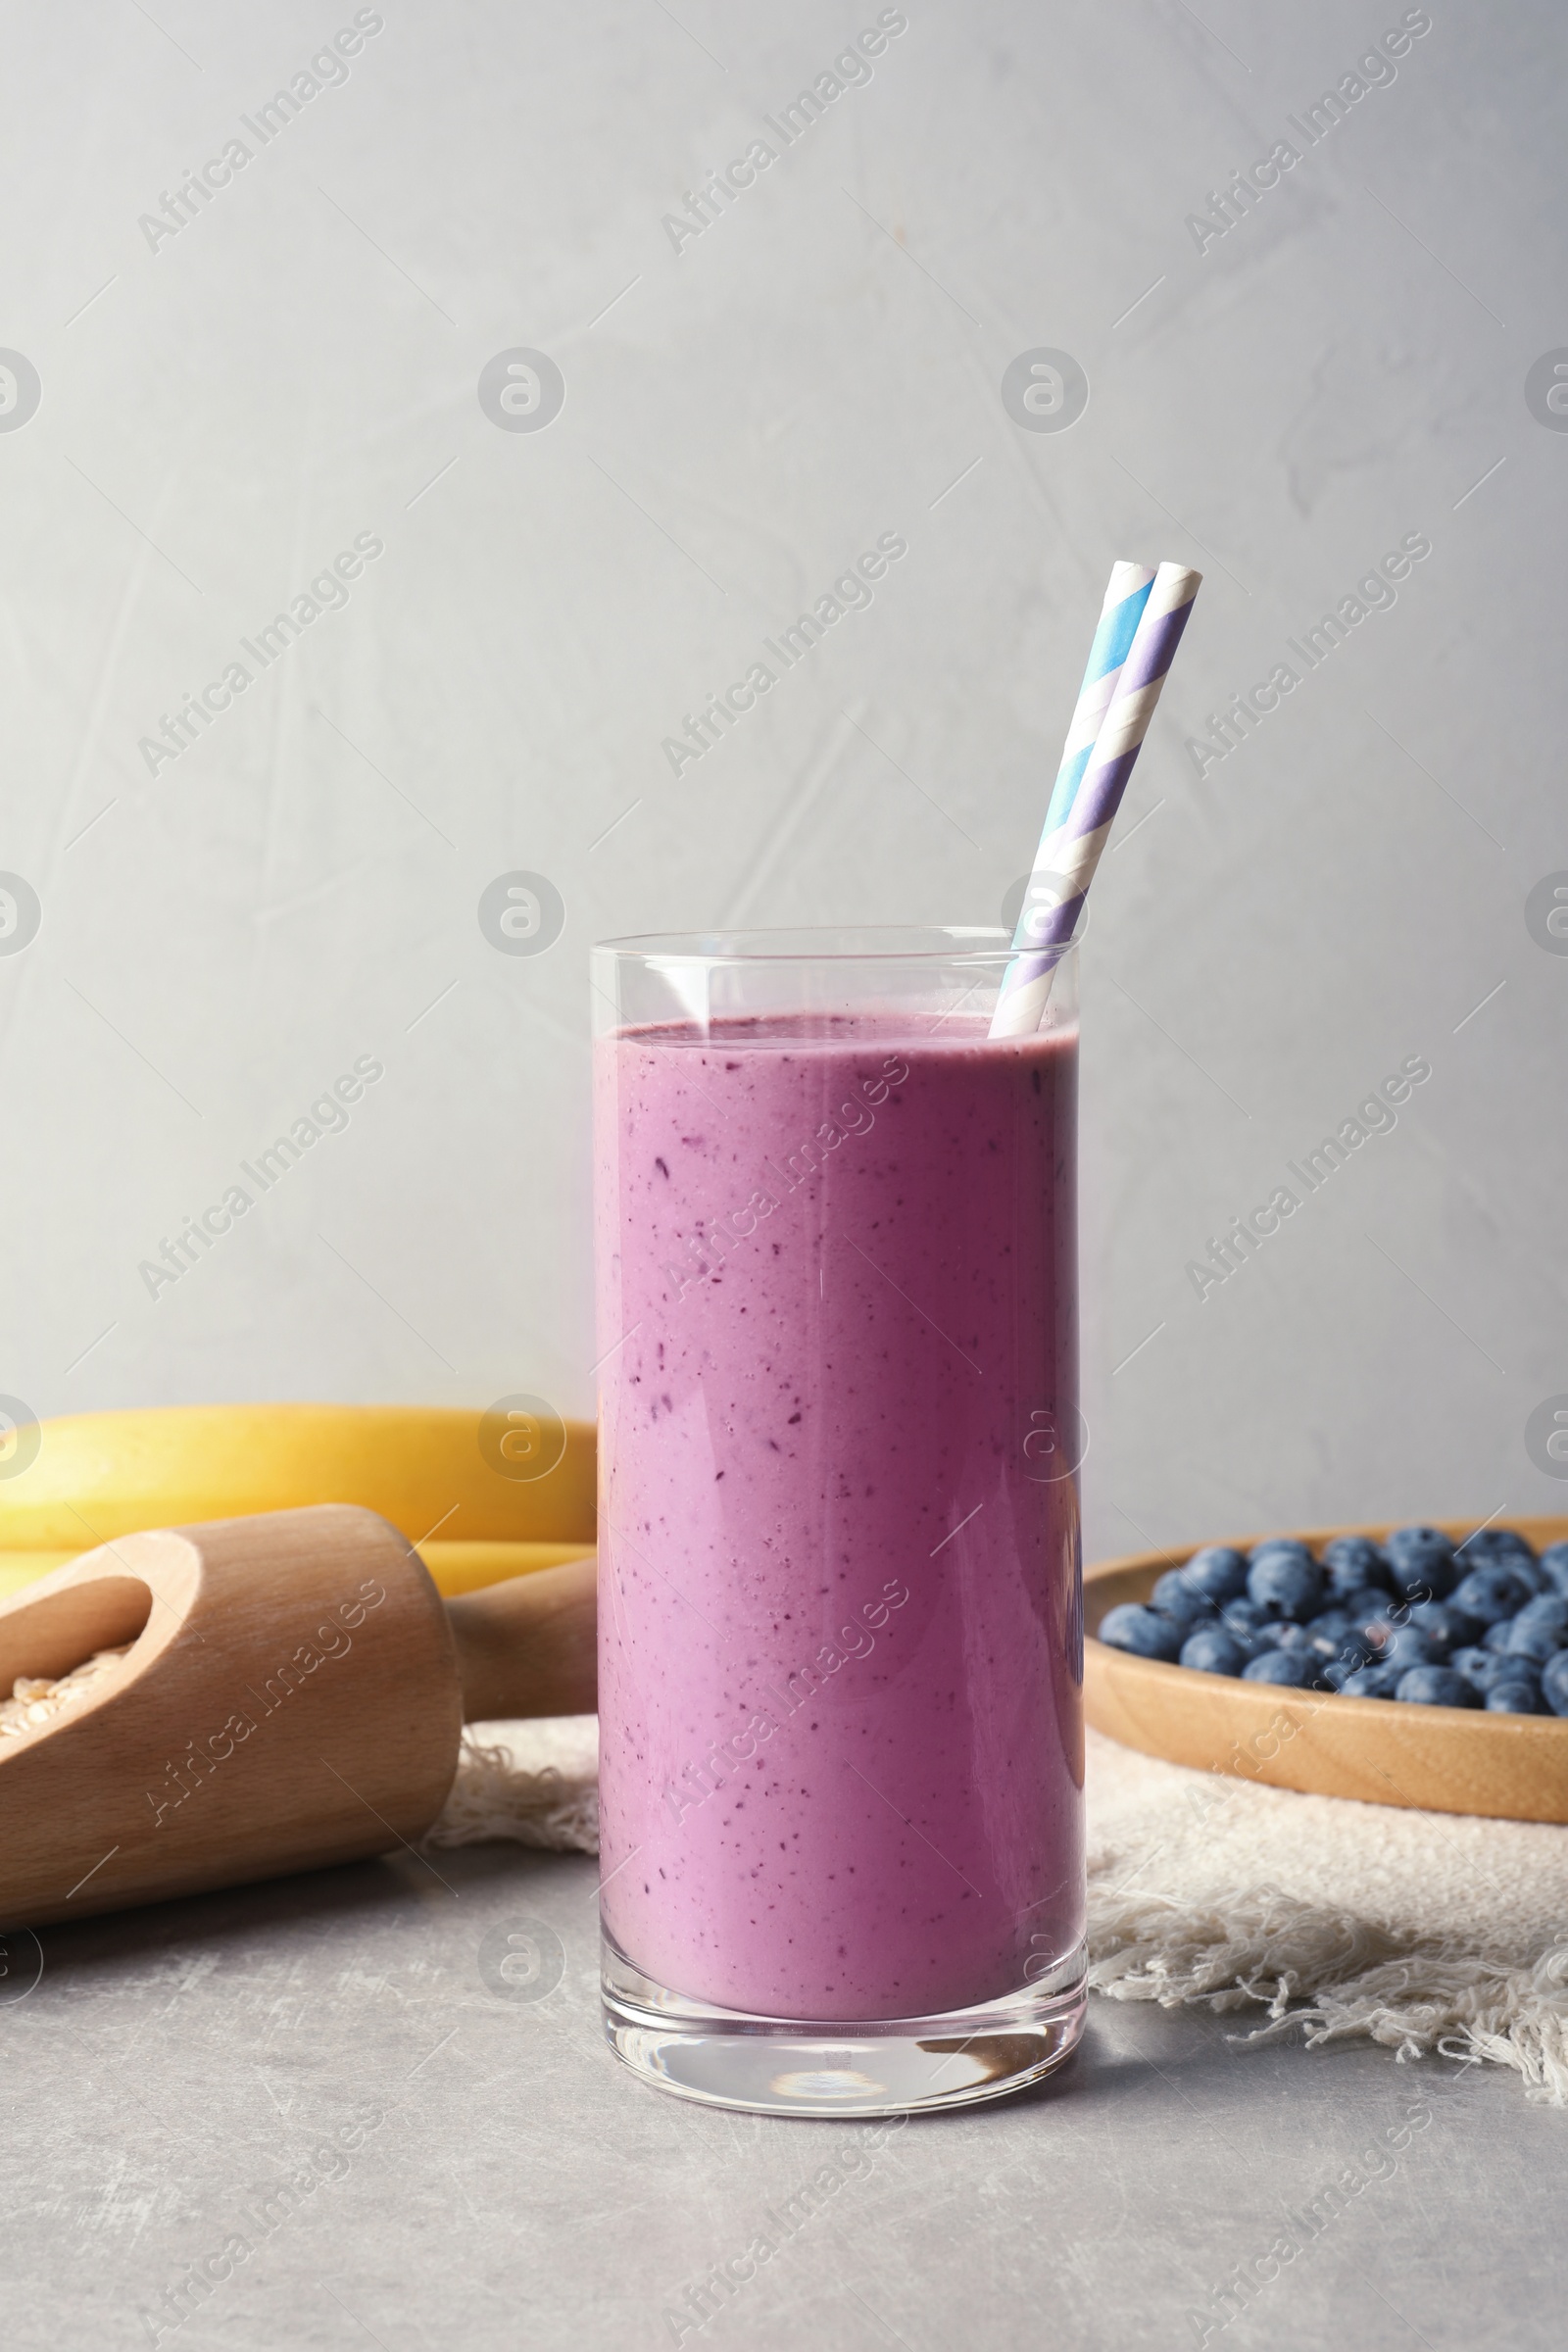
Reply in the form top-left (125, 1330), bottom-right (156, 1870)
top-left (1, 0), bottom-right (1563, 1563)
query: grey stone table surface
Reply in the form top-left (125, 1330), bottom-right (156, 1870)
top-left (4, 1840), bottom-right (1561, 2352)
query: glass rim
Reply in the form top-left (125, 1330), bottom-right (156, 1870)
top-left (592, 923), bottom-right (1081, 965)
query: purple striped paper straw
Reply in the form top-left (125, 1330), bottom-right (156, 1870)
top-left (999, 560), bottom-right (1152, 1004)
top-left (990, 562), bottom-right (1201, 1039)
top-left (1035, 560), bottom-right (1155, 850)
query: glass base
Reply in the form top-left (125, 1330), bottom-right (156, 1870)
top-left (600, 1930), bottom-right (1087, 2117)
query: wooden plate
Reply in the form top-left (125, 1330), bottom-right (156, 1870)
top-left (1084, 1516), bottom-right (1568, 1823)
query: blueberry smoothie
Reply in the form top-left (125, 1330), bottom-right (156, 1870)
top-left (595, 1012), bottom-right (1083, 2022)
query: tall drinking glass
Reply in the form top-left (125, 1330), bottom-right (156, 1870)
top-left (592, 928), bottom-right (1085, 2115)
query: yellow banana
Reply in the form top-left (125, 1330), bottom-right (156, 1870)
top-left (0, 1552), bottom-right (75, 1598)
top-left (0, 1404), bottom-right (596, 1553)
top-left (420, 1539), bottom-right (594, 1595)
top-left (0, 1536), bottom-right (593, 1602)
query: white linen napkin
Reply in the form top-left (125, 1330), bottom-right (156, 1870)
top-left (428, 1717), bottom-right (1568, 2103)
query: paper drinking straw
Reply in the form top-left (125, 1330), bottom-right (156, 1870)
top-left (994, 563), bottom-right (1152, 1013)
top-left (1036, 560), bottom-right (1156, 846)
top-left (990, 561), bottom-right (1202, 1039)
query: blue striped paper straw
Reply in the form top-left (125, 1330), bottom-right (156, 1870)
top-left (1037, 560), bottom-right (1155, 836)
top-left (991, 562), bottom-right (1201, 1038)
top-left (1003, 562), bottom-right (1153, 976)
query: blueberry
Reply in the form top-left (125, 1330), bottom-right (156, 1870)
top-left (1451, 1564), bottom-right (1535, 1626)
top-left (1304, 1611), bottom-right (1376, 1669)
top-left (1217, 1596), bottom-right (1270, 1634)
top-left (1486, 1680), bottom-right (1544, 1715)
top-left (1537, 1543), bottom-right (1568, 1599)
top-left (1483, 1618), bottom-right (1517, 1652)
top-left (1151, 1568), bottom-right (1219, 1628)
top-left (1504, 1624), bottom-right (1561, 1664)
top-left (1406, 1600), bottom-right (1482, 1659)
top-left (1241, 1648), bottom-right (1321, 1689)
top-left (1099, 1603), bottom-right (1185, 1661)
top-left (1503, 1601), bottom-right (1568, 1662)
top-left (1380, 1624), bottom-right (1440, 1669)
top-left (1249, 1620), bottom-right (1315, 1654)
top-left (1396, 1666), bottom-right (1480, 1707)
top-left (1451, 1645), bottom-right (1536, 1693)
top-left (1341, 1587), bottom-right (1401, 1638)
top-left (1320, 1658), bottom-right (1358, 1690)
top-left (1340, 1663), bottom-right (1405, 1699)
top-left (1383, 1525), bottom-right (1456, 1602)
top-left (1248, 1539), bottom-right (1315, 1570)
top-left (1458, 1530), bottom-right (1547, 1596)
top-left (1320, 1536), bottom-right (1392, 1597)
top-left (1513, 1593), bottom-right (1568, 1638)
top-left (1542, 1652), bottom-right (1568, 1717)
top-left (1246, 1552), bottom-right (1324, 1622)
top-left (1180, 1626), bottom-right (1250, 1676)
top-left (1181, 1544), bottom-right (1250, 1604)
top-left (1225, 1616), bottom-right (1285, 1660)
top-left (1458, 1526), bottom-right (1538, 1567)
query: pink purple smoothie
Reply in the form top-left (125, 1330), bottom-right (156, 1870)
top-left (595, 1012), bottom-right (1083, 2021)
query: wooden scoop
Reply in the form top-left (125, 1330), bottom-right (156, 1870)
top-left (0, 1504), bottom-right (596, 1929)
